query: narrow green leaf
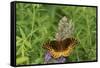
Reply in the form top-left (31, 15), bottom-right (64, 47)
top-left (19, 27), bottom-right (26, 39)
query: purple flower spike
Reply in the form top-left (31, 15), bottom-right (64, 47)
top-left (44, 51), bottom-right (66, 63)
top-left (44, 51), bottom-right (52, 63)
top-left (57, 57), bottom-right (66, 63)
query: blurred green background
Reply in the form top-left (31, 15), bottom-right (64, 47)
top-left (16, 3), bottom-right (97, 65)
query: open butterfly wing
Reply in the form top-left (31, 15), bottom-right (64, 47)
top-left (43, 38), bottom-right (77, 58)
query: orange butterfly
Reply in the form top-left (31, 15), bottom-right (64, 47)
top-left (43, 38), bottom-right (77, 58)
top-left (43, 16), bottom-right (78, 59)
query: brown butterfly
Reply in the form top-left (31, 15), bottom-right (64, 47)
top-left (43, 16), bottom-right (78, 59)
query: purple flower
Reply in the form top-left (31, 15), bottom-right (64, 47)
top-left (44, 51), bottom-right (66, 63)
top-left (57, 57), bottom-right (66, 63)
top-left (44, 51), bottom-right (52, 63)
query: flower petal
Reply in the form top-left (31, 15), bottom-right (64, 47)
top-left (57, 57), bottom-right (66, 63)
top-left (44, 51), bottom-right (52, 63)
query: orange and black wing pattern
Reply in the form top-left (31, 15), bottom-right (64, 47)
top-left (43, 38), bottom-right (77, 58)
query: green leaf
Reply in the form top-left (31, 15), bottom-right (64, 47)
top-left (19, 27), bottom-right (26, 39)
top-left (16, 36), bottom-right (22, 46)
top-left (24, 40), bottom-right (31, 48)
top-left (16, 56), bottom-right (29, 64)
top-left (34, 58), bottom-right (42, 64)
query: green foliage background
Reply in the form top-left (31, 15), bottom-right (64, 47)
top-left (16, 3), bottom-right (97, 65)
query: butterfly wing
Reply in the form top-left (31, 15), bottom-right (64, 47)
top-left (61, 38), bottom-right (77, 57)
top-left (43, 41), bottom-right (62, 58)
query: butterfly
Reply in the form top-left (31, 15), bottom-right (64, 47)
top-left (43, 16), bottom-right (78, 59)
top-left (43, 38), bottom-right (77, 58)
